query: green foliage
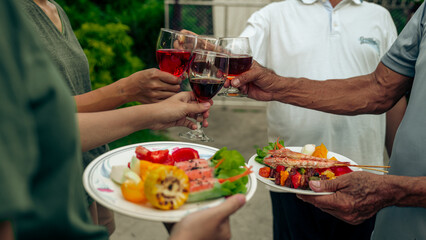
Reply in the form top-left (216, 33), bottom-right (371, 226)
top-left (56, 0), bottom-right (164, 69)
top-left (75, 23), bottom-right (143, 90)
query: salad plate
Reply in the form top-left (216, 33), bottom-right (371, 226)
top-left (83, 141), bottom-right (257, 222)
top-left (248, 146), bottom-right (360, 196)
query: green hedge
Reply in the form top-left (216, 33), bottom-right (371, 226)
top-left (56, 0), bottom-right (164, 90)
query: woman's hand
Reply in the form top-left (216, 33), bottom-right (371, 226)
top-left (149, 92), bottom-right (212, 130)
top-left (123, 68), bottom-right (181, 104)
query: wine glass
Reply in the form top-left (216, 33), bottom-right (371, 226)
top-left (216, 37), bottom-right (253, 97)
top-left (180, 35), bottom-right (219, 91)
top-left (179, 50), bottom-right (229, 142)
top-left (195, 35), bottom-right (218, 51)
top-left (156, 28), bottom-right (197, 77)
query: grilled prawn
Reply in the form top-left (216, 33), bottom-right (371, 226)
top-left (264, 156), bottom-right (350, 169)
top-left (268, 148), bottom-right (330, 162)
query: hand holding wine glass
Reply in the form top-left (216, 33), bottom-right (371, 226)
top-left (216, 37), bottom-right (253, 97)
top-left (179, 50), bottom-right (229, 142)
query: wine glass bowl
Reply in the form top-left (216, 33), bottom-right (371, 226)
top-left (156, 28), bottom-right (197, 77)
top-left (216, 37), bottom-right (253, 97)
top-left (179, 50), bottom-right (229, 142)
top-left (195, 35), bottom-right (218, 51)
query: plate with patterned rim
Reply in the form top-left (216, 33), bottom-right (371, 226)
top-left (83, 141), bottom-right (257, 222)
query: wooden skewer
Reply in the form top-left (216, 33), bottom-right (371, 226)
top-left (357, 167), bottom-right (389, 173)
top-left (334, 164), bottom-right (390, 169)
top-left (263, 166), bottom-right (389, 178)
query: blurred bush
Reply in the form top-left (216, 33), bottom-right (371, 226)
top-left (75, 23), bottom-right (143, 89)
top-left (56, 0), bottom-right (164, 90)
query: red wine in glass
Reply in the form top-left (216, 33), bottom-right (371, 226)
top-left (216, 37), bottom-right (252, 97)
top-left (179, 50), bottom-right (229, 142)
top-left (228, 55), bottom-right (253, 76)
top-left (156, 49), bottom-right (192, 77)
top-left (190, 78), bottom-right (225, 102)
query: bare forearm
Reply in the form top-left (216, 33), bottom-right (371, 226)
top-left (75, 79), bottom-right (129, 112)
top-left (78, 104), bottom-right (157, 152)
top-left (239, 62), bottom-right (412, 115)
top-left (273, 65), bottom-right (409, 115)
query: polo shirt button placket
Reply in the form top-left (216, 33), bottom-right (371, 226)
top-left (331, 11), bottom-right (340, 35)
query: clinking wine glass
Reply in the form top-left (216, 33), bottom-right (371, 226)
top-left (156, 28), bottom-right (197, 78)
top-left (180, 35), bottom-right (219, 91)
top-left (179, 50), bottom-right (229, 142)
top-left (216, 37), bottom-right (253, 97)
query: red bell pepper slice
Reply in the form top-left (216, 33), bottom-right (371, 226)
top-left (291, 171), bottom-right (302, 189)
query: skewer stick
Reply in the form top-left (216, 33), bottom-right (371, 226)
top-left (334, 164), bottom-right (390, 169)
top-left (356, 167), bottom-right (389, 173)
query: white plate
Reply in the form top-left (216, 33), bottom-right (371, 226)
top-left (83, 141), bottom-right (257, 222)
top-left (247, 146), bottom-right (360, 195)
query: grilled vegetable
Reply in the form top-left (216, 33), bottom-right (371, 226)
top-left (144, 165), bottom-right (189, 210)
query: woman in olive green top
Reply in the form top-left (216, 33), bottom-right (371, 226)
top-left (19, 0), bottom-right (190, 234)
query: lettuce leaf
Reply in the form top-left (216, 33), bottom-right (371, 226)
top-left (255, 140), bottom-right (285, 164)
top-left (187, 147), bottom-right (248, 203)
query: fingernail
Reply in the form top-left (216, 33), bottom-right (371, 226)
top-left (202, 102), bottom-right (210, 108)
top-left (233, 79), bottom-right (240, 87)
top-left (236, 194), bottom-right (246, 205)
top-left (310, 181), bottom-right (320, 189)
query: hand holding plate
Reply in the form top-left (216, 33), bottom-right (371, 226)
top-left (296, 171), bottom-right (388, 225)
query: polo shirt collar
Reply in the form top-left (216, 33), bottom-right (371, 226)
top-left (300, 0), bottom-right (363, 5)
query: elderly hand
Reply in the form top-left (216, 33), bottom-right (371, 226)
top-left (149, 91), bottom-right (212, 130)
top-left (231, 61), bottom-right (283, 101)
top-left (170, 194), bottom-right (246, 240)
top-left (297, 171), bottom-right (391, 225)
top-left (122, 68), bottom-right (181, 104)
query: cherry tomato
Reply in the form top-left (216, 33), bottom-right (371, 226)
top-left (276, 165), bottom-right (286, 173)
top-left (171, 148), bottom-right (200, 162)
top-left (259, 167), bottom-right (271, 178)
top-left (148, 149), bottom-right (170, 164)
top-left (291, 171), bottom-right (302, 189)
top-left (330, 166), bottom-right (353, 176)
top-left (135, 146), bottom-right (150, 160)
top-left (161, 154), bottom-right (175, 166)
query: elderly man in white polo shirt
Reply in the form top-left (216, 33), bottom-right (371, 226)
top-left (240, 0), bottom-right (407, 239)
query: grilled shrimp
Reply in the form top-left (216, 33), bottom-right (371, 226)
top-left (269, 148), bottom-right (329, 162)
top-left (264, 157), bottom-right (349, 169)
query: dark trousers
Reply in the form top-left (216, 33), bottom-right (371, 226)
top-left (270, 192), bottom-right (376, 240)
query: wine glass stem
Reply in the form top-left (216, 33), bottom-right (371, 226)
top-left (196, 114), bottom-right (202, 131)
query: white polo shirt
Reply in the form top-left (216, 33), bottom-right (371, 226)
top-left (240, 0), bottom-right (397, 166)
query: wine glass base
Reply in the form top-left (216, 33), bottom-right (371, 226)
top-left (217, 92), bottom-right (247, 97)
top-left (179, 130), bottom-right (214, 142)
top-left (218, 87), bottom-right (247, 97)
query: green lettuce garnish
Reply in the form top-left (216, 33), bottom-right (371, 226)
top-left (255, 140), bottom-right (285, 164)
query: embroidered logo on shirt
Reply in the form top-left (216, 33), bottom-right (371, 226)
top-left (359, 36), bottom-right (380, 56)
